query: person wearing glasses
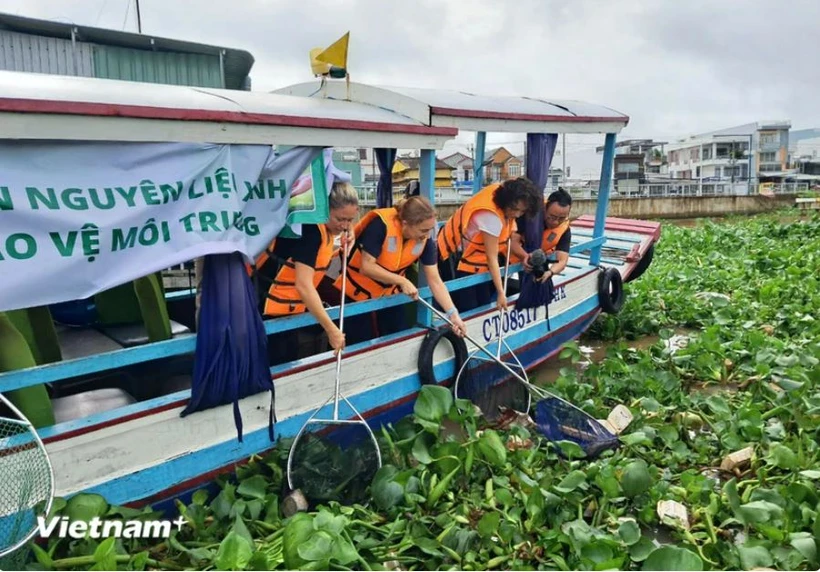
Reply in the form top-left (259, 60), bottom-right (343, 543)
top-left (511, 187), bottom-right (573, 282)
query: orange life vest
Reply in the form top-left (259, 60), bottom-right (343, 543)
top-left (258, 224), bottom-right (336, 316)
top-left (541, 220), bottom-right (570, 255)
top-left (336, 208), bottom-right (426, 301)
top-left (437, 183), bottom-right (515, 274)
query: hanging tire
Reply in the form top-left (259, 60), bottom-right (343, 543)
top-left (417, 327), bottom-right (468, 387)
top-left (598, 267), bottom-right (625, 314)
top-left (625, 243), bottom-right (655, 283)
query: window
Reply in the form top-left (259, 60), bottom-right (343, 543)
top-left (760, 152), bottom-right (777, 163)
top-left (759, 132), bottom-right (779, 146)
top-left (702, 147), bottom-right (712, 160)
top-left (507, 163), bottom-right (521, 177)
top-left (491, 166), bottom-right (501, 181)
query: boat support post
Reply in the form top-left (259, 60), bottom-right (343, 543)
top-left (590, 132), bottom-right (616, 266)
top-left (416, 148), bottom-right (436, 327)
top-left (472, 131), bottom-right (486, 194)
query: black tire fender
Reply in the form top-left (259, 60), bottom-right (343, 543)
top-left (625, 243), bottom-right (655, 283)
top-left (417, 326), bottom-right (468, 387)
top-left (598, 267), bottom-right (625, 314)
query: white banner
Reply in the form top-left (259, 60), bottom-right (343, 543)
top-left (0, 142), bottom-right (326, 312)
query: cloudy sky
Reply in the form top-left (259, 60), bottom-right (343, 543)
top-left (1, 0), bottom-right (818, 177)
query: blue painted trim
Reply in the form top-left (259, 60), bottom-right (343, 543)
top-left (80, 295), bottom-right (602, 506)
top-left (571, 253), bottom-right (625, 266)
top-left (473, 132), bottom-right (486, 194)
top-left (569, 237), bottom-right (605, 254)
top-left (165, 288), bottom-right (196, 301)
top-left (417, 150), bottom-right (437, 327)
top-left (0, 335), bottom-right (197, 391)
top-left (591, 133), bottom-right (616, 266)
top-left (573, 230), bottom-right (642, 244)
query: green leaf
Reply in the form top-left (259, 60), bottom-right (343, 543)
top-left (233, 514), bottom-right (254, 545)
top-left (371, 465), bottom-right (405, 510)
top-left (766, 444), bottom-right (798, 470)
top-left (477, 511), bottom-right (500, 538)
top-left (414, 385), bottom-right (453, 425)
top-left (412, 433), bottom-right (433, 464)
top-left (415, 536), bottom-right (444, 557)
top-left (237, 474), bottom-right (268, 500)
top-left (298, 530), bottom-right (334, 562)
top-left (620, 431), bottom-right (653, 447)
top-left (65, 493), bottom-right (109, 523)
top-left (790, 533), bottom-right (818, 566)
top-left (90, 537), bottom-right (117, 571)
top-left (555, 470), bottom-right (587, 493)
top-left (331, 535), bottom-right (360, 566)
top-left (799, 470), bottom-right (820, 480)
top-left (215, 531), bottom-right (254, 571)
top-left (477, 430), bottom-right (507, 468)
top-left (556, 440), bottom-right (587, 459)
top-left (30, 543), bottom-right (54, 568)
top-left (314, 510), bottom-right (346, 535)
top-left (283, 513), bottom-right (315, 569)
top-left (192, 489), bottom-right (209, 505)
top-left (581, 541), bottom-right (614, 564)
top-left (705, 395), bottom-right (731, 417)
top-left (737, 545), bottom-right (773, 570)
top-left (247, 551), bottom-right (270, 571)
top-left (620, 460), bottom-right (652, 498)
top-left (129, 551), bottom-right (150, 571)
top-left (642, 546), bottom-right (703, 571)
top-left (629, 537), bottom-right (656, 562)
top-left (618, 519), bottom-right (641, 546)
top-left (737, 500), bottom-right (784, 525)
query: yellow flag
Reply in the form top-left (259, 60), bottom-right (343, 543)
top-left (315, 32), bottom-right (349, 69)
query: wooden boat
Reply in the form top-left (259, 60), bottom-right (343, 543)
top-left (0, 68), bottom-right (659, 509)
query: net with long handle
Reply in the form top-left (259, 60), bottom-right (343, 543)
top-left (285, 236), bottom-right (382, 505)
top-left (416, 297), bottom-right (619, 458)
top-left (0, 393), bottom-right (54, 562)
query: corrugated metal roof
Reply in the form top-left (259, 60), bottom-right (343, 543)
top-left (93, 45), bottom-right (223, 88)
top-left (0, 29), bottom-right (94, 76)
top-left (0, 12), bottom-right (253, 89)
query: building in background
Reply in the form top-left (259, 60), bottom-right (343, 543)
top-left (594, 139), bottom-right (668, 195)
top-left (0, 11), bottom-right (254, 89)
top-left (481, 147), bottom-right (523, 183)
top-left (440, 152), bottom-right (474, 183)
top-left (392, 155), bottom-right (454, 189)
top-left (667, 121), bottom-right (791, 184)
top-left (331, 149), bottom-right (363, 187)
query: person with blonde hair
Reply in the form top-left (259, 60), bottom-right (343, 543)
top-left (335, 195), bottom-right (466, 341)
top-left (251, 181), bottom-right (359, 363)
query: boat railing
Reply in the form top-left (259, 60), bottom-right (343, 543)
top-left (0, 237), bottom-right (603, 396)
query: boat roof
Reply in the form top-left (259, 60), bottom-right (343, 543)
top-left (0, 70), bottom-right (456, 149)
top-left (274, 81), bottom-right (630, 135)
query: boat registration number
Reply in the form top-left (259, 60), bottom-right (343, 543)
top-left (480, 287), bottom-right (565, 341)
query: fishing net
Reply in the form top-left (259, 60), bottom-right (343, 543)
top-left (533, 397), bottom-right (619, 458)
top-left (454, 341), bottom-right (530, 422)
top-left (287, 415), bottom-right (381, 505)
top-left (0, 395), bottom-right (54, 560)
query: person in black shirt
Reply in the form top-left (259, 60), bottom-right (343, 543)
top-left (511, 188), bottom-right (573, 281)
top-left (252, 182), bottom-right (358, 364)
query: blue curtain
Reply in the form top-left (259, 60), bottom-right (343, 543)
top-left (181, 252), bottom-right (274, 443)
top-left (375, 148), bottom-right (397, 208)
top-left (522, 134), bottom-right (559, 250)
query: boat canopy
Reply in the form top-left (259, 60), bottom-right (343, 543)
top-left (0, 70), bottom-right (456, 149)
top-left (273, 81), bottom-right (629, 135)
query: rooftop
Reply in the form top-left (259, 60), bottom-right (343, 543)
top-left (0, 11), bottom-right (254, 89)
